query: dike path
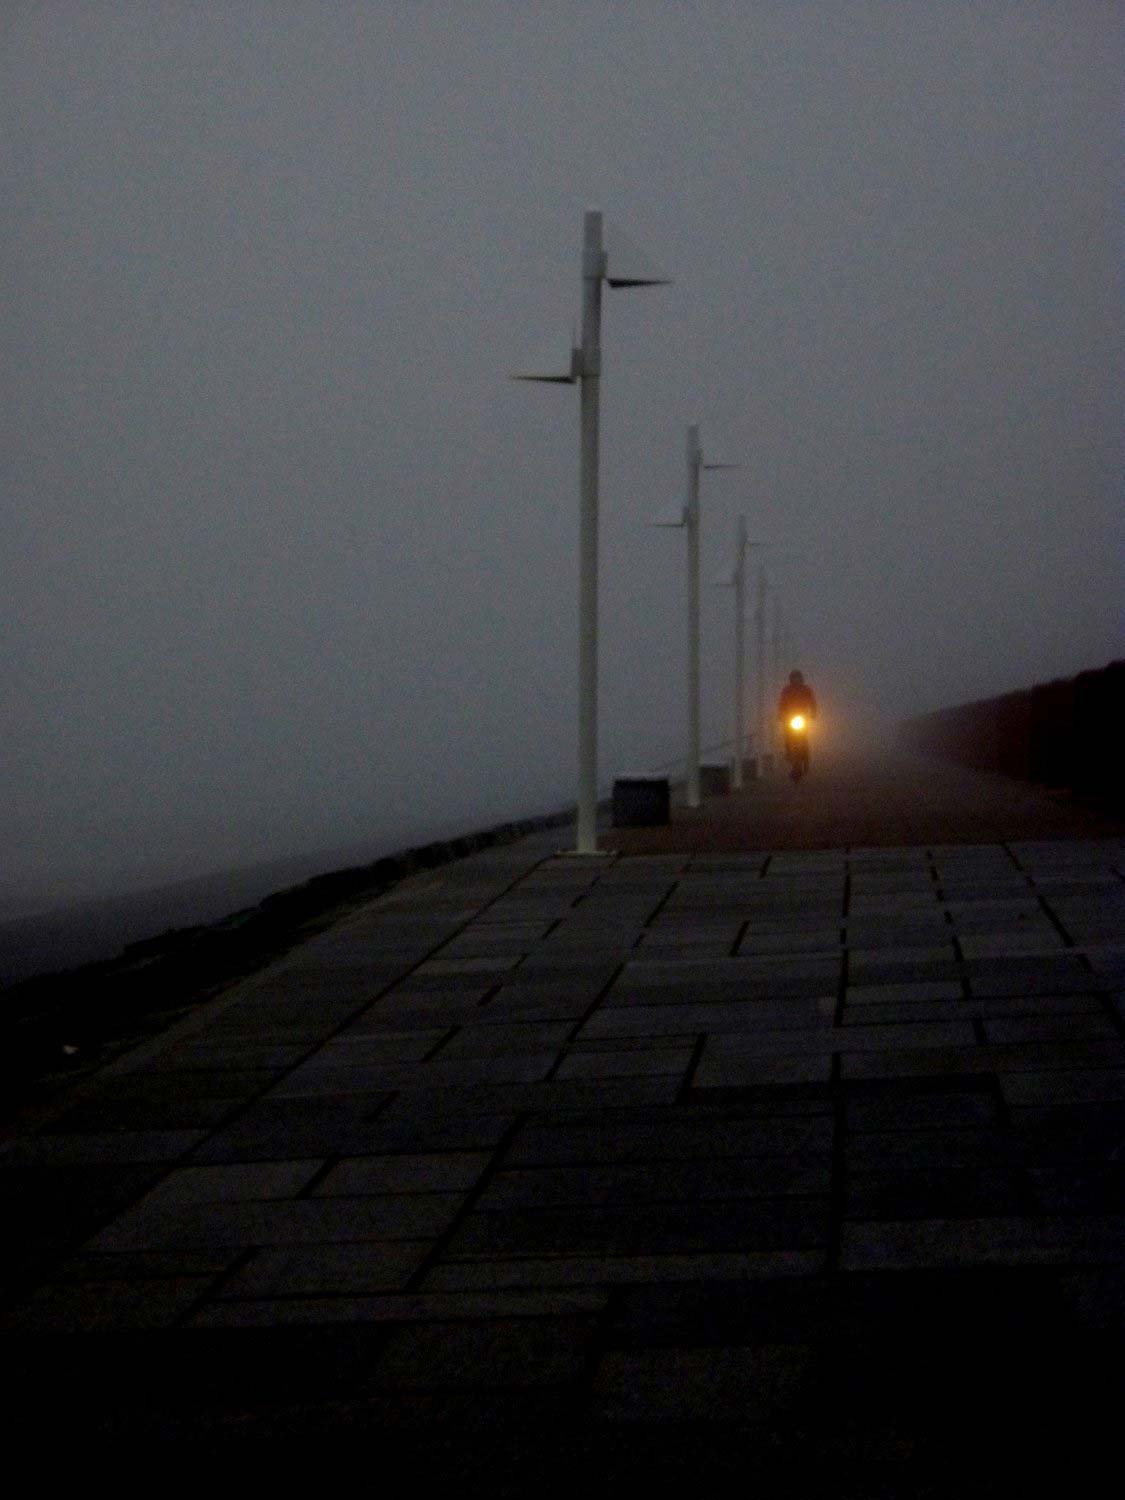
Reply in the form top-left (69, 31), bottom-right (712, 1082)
top-left (2, 749), bottom-right (1123, 1491)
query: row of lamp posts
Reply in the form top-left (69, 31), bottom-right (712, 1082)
top-left (515, 208), bottom-right (790, 855)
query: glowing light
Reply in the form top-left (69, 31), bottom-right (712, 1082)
top-left (789, 715), bottom-right (806, 731)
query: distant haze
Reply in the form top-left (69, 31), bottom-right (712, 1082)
top-left (3, 1), bottom-right (1121, 908)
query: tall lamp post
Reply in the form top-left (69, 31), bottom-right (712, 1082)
top-left (715, 517), bottom-right (764, 788)
top-left (771, 596), bottom-right (785, 755)
top-left (514, 208), bottom-right (669, 854)
top-left (649, 423), bottom-right (737, 807)
top-left (755, 564), bottom-right (768, 770)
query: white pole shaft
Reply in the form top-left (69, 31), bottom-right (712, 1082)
top-left (686, 424), bottom-right (702, 809)
top-left (773, 601), bottom-right (782, 686)
top-left (574, 210), bottom-right (604, 854)
top-left (756, 567), bottom-right (766, 758)
top-left (772, 599), bottom-right (782, 752)
top-left (732, 519), bottom-right (746, 789)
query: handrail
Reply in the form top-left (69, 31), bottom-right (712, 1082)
top-left (645, 732), bottom-right (744, 776)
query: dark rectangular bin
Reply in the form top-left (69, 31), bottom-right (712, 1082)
top-left (700, 761), bottom-right (732, 797)
top-left (612, 776), bottom-right (671, 827)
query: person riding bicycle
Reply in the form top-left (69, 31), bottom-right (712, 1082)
top-left (778, 670), bottom-right (817, 777)
top-left (778, 670), bottom-right (817, 728)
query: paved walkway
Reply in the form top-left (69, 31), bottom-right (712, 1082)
top-left (2, 751), bottom-right (1123, 1488)
top-left (610, 744), bottom-right (1124, 851)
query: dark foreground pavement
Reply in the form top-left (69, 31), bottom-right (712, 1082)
top-left (2, 751), bottom-right (1123, 1491)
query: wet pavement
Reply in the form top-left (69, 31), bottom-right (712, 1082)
top-left (2, 751), bottom-right (1123, 1488)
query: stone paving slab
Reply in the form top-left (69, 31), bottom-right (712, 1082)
top-left (1, 758), bottom-right (1123, 1482)
top-left (192, 1289), bottom-right (611, 1328)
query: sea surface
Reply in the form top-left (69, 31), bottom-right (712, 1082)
top-left (0, 813), bottom-right (535, 987)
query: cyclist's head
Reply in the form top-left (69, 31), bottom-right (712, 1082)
top-left (789, 670), bottom-right (804, 686)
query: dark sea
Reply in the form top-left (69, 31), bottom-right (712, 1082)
top-left (0, 818), bottom-right (502, 986)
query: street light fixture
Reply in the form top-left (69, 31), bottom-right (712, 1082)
top-left (514, 208), bottom-right (670, 854)
top-left (649, 422), bottom-right (737, 808)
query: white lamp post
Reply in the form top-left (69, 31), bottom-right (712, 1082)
top-left (755, 564), bottom-right (769, 770)
top-left (771, 596), bottom-right (785, 756)
top-left (649, 423), bottom-right (737, 807)
top-left (514, 208), bottom-right (669, 854)
top-left (715, 516), bottom-right (764, 788)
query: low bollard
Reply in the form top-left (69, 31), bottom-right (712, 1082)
top-left (612, 776), bottom-right (671, 827)
top-left (700, 761), bottom-right (732, 797)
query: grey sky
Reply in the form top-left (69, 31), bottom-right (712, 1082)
top-left (3, 1), bottom-right (1121, 905)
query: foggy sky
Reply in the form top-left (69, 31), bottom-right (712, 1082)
top-left (3, 1), bottom-right (1121, 908)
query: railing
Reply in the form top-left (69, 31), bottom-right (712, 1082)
top-left (647, 734), bottom-right (740, 777)
top-left (898, 660), bottom-right (1124, 810)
